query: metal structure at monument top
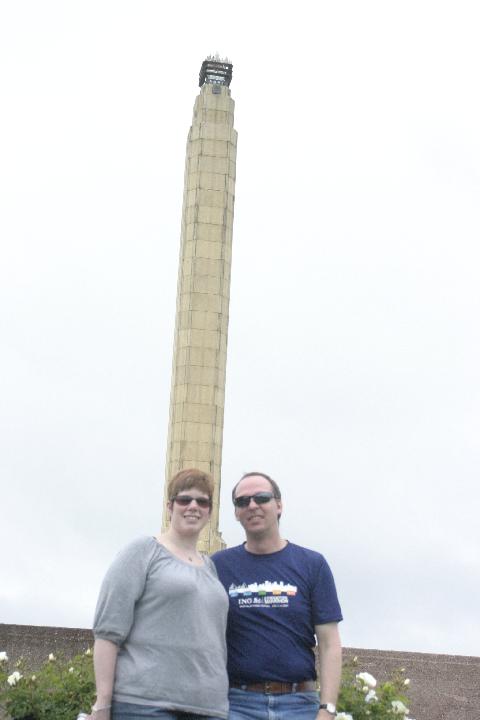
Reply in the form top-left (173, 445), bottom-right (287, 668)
top-left (199, 55), bottom-right (233, 87)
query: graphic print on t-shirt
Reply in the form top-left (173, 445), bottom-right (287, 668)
top-left (229, 580), bottom-right (297, 608)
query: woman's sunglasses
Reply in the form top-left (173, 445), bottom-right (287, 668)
top-left (233, 491), bottom-right (277, 508)
top-left (172, 495), bottom-right (212, 509)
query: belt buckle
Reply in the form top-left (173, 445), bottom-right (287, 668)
top-left (264, 682), bottom-right (273, 695)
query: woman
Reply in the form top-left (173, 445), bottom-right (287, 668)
top-left (87, 469), bottom-right (229, 720)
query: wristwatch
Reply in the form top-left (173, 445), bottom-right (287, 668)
top-left (319, 702), bottom-right (336, 715)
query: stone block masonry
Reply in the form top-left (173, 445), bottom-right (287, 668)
top-left (162, 62), bottom-right (237, 552)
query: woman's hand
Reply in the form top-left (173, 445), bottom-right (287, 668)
top-left (85, 704), bottom-right (111, 719)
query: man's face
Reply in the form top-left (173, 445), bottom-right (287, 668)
top-left (233, 475), bottom-right (282, 537)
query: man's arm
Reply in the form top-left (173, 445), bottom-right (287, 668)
top-left (315, 622), bottom-right (342, 719)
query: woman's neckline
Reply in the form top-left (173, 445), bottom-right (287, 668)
top-left (153, 536), bottom-right (206, 567)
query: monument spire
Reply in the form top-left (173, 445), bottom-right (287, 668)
top-left (162, 57), bottom-right (237, 552)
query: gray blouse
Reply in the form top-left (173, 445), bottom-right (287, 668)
top-left (93, 536), bottom-right (229, 718)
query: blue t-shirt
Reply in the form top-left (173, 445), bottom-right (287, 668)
top-left (212, 542), bottom-right (342, 683)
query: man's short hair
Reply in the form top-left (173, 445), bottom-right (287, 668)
top-left (168, 468), bottom-right (214, 501)
top-left (231, 471), bottom-right (282, 502)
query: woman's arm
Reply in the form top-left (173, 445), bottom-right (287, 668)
top-left (87, 638), bottom-right (119, 718)
top-left (90, 538), bottom-right (153, 717)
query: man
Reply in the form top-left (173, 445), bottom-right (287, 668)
top-left (212, 472), bottom-right (342, 720)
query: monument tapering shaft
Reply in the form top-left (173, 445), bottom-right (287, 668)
top-left (162, 59), bottom-right (236, 552)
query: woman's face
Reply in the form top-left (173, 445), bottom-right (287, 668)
top-left (168, 487), bottom-right (212, 535)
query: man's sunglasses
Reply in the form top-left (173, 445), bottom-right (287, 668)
top-left (172, 495), bottom-right (212, 509)
top-left (233, 491), bottom-right (277, 508)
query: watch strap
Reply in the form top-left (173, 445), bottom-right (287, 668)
top-left (319, 703), bottom-right (336, 715)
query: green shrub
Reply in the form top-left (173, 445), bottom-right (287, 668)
top-left (1, 649), bottom-right (414, 719)
top-left (0, 650), bottom-right (95, 719)
top-left (336, 657), bottom-right (413, 719)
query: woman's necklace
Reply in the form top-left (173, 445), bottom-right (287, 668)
top-left (158, 535), bottom-right (201, 564)
top-left (172, 542), bottom-right (196, 561)
top-left (181, 549), bottom-right (203, 564)
top-left (184, 548), bottom-right (200, 562)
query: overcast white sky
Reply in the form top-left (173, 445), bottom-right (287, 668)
top-left (1, 1), bottom-right (479, 658)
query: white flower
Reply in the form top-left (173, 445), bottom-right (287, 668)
top-left (69, 667), bottom-right (74, 673)
top-left (85, 648), bottom-right (92, 656)
top-left (404, 678), bottom-right (410, 686)
top-left (365, 689), bottom-right (377, 703)
top-left (356, 671), bottom-right (377, 688)
top-left (0, 651), bottom-right (8, 663)
top-left (392, 700), bottom-right (409, 714)
top-left (31, 675), bottom-right (36, 681)
top-left (335, 714), bottom-right (353, 720)
top-left (7, 671), bottom-right (22, 686)
top-left (48, 653), bottom-right (55, 661)
top-left (353, 656), bottom-right (358, 663)
top-left (362, 685), bottom-right (369, 693)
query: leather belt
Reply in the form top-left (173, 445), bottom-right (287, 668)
top-left (230, 680), bottom-right (317, 694)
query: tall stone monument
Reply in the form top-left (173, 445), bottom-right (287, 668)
top-left (162, 57), bottom-right (237, 552)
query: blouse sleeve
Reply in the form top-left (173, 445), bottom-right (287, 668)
top-left (93, 537), bottom-right (155, 645)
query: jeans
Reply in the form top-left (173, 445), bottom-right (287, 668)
top-left (111, 701), bottom-right (221, 720)
top-left (228, 688), bottom-right (320, 720)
